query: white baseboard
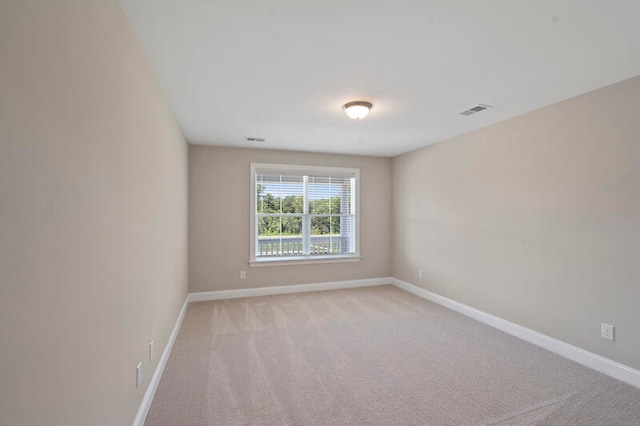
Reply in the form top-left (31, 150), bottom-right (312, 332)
top-left (132, 297), bottom-right (189, 426)
top-left (188, 277), bottom-right (392, 303)
top-left (391, 278), bottom-right (640, 389)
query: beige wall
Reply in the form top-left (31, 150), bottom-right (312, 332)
top-left (0, 2), bottom-right (188, 425)
top-left (189, 146), bottom-right (391, 292)
top-left (392, 76), bottom-right (640, 370)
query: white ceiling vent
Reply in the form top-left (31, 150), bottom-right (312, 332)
top-left (245, 137), bottom-right (266, 142)
top-left (459, 104), bottom-right (493, 116)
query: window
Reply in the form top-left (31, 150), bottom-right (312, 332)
top-left (250, 163), bottom-right (360, 265)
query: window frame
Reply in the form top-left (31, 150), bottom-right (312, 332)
top-left (249, 163), bottom-right (361, 266)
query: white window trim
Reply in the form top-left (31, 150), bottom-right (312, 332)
top-left (249, 163), bottom-right (361, 266)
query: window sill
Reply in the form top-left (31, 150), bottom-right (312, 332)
top-left (249, 255), bottom-right (361, 267)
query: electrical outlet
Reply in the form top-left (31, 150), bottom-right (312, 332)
top-left (136, 362), bottom-right (143, 388)
top-left (418, 269), bottom-right (424, 279)
top-left (601, 323), bottom-right (615, 341)
top-left (149, 341), bottom-right (154, 362)
top-left (240, 270), bottom-right (246, 280)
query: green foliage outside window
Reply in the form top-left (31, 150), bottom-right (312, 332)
top-left (256, 185), bottom-right (344, 236)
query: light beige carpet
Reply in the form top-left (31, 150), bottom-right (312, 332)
top-left (145, 285), bottom-right (640, 425)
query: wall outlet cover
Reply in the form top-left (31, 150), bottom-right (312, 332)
top-left (601, 323), bottom-right (615, 341)
top-left (136, 362), bottom-right (143, 388)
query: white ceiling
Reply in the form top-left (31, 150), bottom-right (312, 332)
top-left (120, 0), bottom-right (640, 157)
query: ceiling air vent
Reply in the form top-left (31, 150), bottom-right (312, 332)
top-left (459, 104), bottom-right (492, 116)
top-left (245, 137), bottom-right (266, 142)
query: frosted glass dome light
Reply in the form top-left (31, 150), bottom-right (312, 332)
top-left (342, 101), bottom-right (373, 120)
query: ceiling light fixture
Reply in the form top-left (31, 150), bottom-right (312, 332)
top-left (342, 101), bottom-right (373, 120)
